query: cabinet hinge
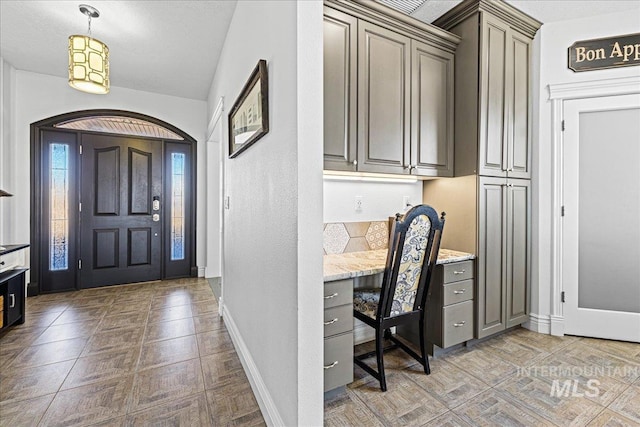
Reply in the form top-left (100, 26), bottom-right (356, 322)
top-left (78, 259), bottom-right (82, 270)
top-left (79, 144), bottom-right (83, 155)
top-left (561, 206), bottom-right (565, 216)
top-left (561, 120), bottom-right (565, 131)
top-left (561, 291), bottom-right (565, 303)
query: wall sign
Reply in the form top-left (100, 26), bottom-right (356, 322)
top-left (568, 33), bottom-right (640, 72)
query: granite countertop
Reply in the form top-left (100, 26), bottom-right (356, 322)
top-left (323, 248), bottom-right (475, 282)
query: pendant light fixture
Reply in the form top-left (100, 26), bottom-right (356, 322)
top-left (68, 4), bottom-right (109, 94)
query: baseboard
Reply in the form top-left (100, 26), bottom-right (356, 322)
top-left (222, 304), bottom-right (284, 427)
top-left (523, 313), bottom-right (551, 334)
top-left (549, 315), bottom-right (565, 336)
top-left (197, 267), bottom-right (205, 277)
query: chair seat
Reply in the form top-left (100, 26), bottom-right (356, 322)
top-left (353, 289), bottom-right (380, 319)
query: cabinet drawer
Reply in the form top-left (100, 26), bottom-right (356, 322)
top-left (324, 279), bottom-right (353, 309)
top-left (324, 304), bottom-right (353, 338)
top-left (442, 261), bottom-right (473, 283)
top-left (0, 251), bottom-right (23, 273)
top-left (442, 300), bottom-right (473, 348)
top-left (442, 279), bottom-right (474, 306)
top-left (324, 332), bottom-right (353, 392)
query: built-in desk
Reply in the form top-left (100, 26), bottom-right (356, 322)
top-left (322, 248), bottom-right (475, 392)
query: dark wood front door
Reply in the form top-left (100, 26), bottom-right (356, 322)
top-left (79, 134), bottom-right (162, 288)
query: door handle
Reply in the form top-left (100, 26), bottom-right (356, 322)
top-left (152, 214), bottom-right (160, 222)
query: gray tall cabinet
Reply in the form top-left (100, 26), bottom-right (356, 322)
top-left (425, 0), bottom-right (541, 339)
top-left (323, 0), bottom-right (459, 177)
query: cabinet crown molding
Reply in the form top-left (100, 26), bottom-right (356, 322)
top-left (325, 0), bottom-right (460, 53)
top-left (433, 0), bottom-right (541, 39)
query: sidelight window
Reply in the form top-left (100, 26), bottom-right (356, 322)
top-left (170, 153), bottom-right (185, 260)
top-left (50, 143), bottom-right (69, 270)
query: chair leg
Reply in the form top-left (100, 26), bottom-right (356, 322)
top-left (376, 327), bottom-right (387, 391)
top-left (418, 317), bottom-right (431, 375)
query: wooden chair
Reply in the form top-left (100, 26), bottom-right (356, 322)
top-left (353, 204), bottom-right (445, 391)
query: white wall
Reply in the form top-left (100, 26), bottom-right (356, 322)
top-left (206, 1), bottom-right (323, 425)
top-left (1, 70), bottom-right (208, 270)
top-left (531, 8), bottom-right (640, 327)
top-left (0, 58), bottom-right (16, 246)
top-left (323, 179), bottom-right (424, 222)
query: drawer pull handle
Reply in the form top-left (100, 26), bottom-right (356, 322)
top-left (324, 293), bottom-right (339, 299)
top-left (453, 270), bottom-right (466, 275)
top-left (324, 318), bottom-right (339, 326)
top-left (324, 361), bottom-right (339, 370)
top-left (453, 321), bottom-right (466, 327)
top-left (453, 289), bottom-right (466, 294)
top-left (9, 293), bottom-right (15, 308)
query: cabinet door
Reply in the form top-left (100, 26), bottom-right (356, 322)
top-left (6, 273), bottom-right (25, 326)
top-left (477, 177), bottom-right (507, 338)
top-left (478, 15), bottom-right (509, 178)
top-left (411, 40), bottom-right (454, 177)
top-left (357, 21), bottom-right (411, 174)
top-left (507, 31), bottom-right (532, 179)
top-left (506, 179), bottom-right (530, 327)
top-left (323, 8), bottom-right (358, 171)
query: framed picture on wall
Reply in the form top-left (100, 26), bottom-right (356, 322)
top-left (228, 59), bottom-right (269, 158)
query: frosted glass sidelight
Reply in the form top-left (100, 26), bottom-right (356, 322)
top-left (171, 153), bottom-right (185, 260)
top-left (50, 143), bottom-right (69, 271)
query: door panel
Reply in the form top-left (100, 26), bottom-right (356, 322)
top-left (478, 177), bottom-right (506, 338)
top-left (358, 20), bottom-right (410, 174)
top-left (323, 7), bottom-right (357, 171)
top-left (508, 32), bottom-right (531, 178)
top-left (506, 179), bottom-right (529, 327)
top-left (479, 16), bottom-right (508, 177)
top-left (411, 39), bottom-right (454, 176)
top-left (80, 134), bottom-right (162, 288)
top-left (563, 94), bottom-right (640, 342)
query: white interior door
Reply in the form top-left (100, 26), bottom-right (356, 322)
top-left (562, 93), bottom-right (640, 342)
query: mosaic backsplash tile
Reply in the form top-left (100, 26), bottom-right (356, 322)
top-left (323, 221), bottom-right (389, 254)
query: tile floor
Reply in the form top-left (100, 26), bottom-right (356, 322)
top-left (326, 328), bottom-right (640, 426)
top-left (0, 278), bottom-right (264, 427)
top-left (1, 278), bottom-right (639, 426)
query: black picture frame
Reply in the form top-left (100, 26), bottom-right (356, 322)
top-left (228, 59), bottom-right (269, 158)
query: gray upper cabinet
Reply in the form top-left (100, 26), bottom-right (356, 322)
top-left (411, 40), bottom-right (455, 177)
top-left (477, 177), bottom-right (530, 339)
top-left (357, 21), bottom-right (411, 174)
top-left (323, 0), bottom-right (460, 177)
top-left (435, 0), bottom-right (539, 179)
top-left (323, 7), bottom-right (357, 172)
top-left (479, 14), bottom-right (533, 178)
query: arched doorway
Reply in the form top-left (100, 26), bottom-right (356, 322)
top-left (30, 110), bottom-right (197, 294)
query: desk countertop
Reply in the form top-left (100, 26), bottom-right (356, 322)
top-left (0, 244), bottom-right (29, 257)
top-left (323, 248), bottom-right (475, 282)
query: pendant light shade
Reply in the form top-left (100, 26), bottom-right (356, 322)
top-left (68, 5), bottom-right (109, 94)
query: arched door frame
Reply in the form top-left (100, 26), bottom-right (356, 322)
top-left (29, 109), bottom-right (197, 295)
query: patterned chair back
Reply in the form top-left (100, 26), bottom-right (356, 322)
top-left (377, 205), bottom-right (444, 319)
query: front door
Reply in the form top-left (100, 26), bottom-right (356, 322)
top-left (562, 93), bottom-right (640, 342)
top-left (80, 133), bottom-right (162, 288)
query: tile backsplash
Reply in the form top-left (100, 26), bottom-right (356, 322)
top-left (323, 221), bottom-right (389, 254)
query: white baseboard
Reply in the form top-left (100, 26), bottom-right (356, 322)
top-left (550, 315), bottom-right (565, 336)
top-left (523, 313), bottom-right (551, 334)
top-left (221, 304), bottom-right (284, 427)
top-left (197, 267), bottom-right (205, 277)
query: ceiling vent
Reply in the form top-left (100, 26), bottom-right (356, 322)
top-left (377, 0), bottom-right (428, 15)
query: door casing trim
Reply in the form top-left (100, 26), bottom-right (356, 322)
top-left (30, 109), bottom-right (198, 295)
top-left (547, 76), bottom-right (640, 336)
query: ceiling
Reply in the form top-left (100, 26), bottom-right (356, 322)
top-left (411, 0), bottom-right (640, 25)
top-left (1, 1), bottom-right (639, 101)
top-left (0, 1), bottom-right (237, 100)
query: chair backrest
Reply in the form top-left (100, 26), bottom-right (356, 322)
top-left (377, 205), bottom-right (445, 319)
